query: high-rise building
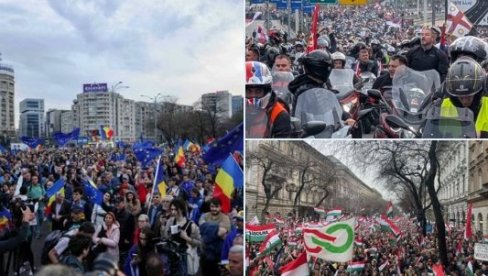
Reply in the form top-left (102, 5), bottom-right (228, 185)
top-left (60, 111), bottom-right (74, 133)
top-left (46, 109), bottom-right (71, 136)
top-left (232, 95), bottom-right (243, 117)
top-left (201, 90), bottom-right (232, 119)
top-left (19, 98), bottom-right (45, 137)
top-left (0, 60), bottom-right (15, 138)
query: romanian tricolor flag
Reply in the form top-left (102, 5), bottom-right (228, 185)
top-left (153, 156), bottom-right (167, 197)
top-left (99, 125), bottom-right (114, 140)
top-left (174, 145), bottom-right (186, 168)
top-left (213, 154), bottom-right (243, 213)
top-left (44, 179), bottom-right (65, 215)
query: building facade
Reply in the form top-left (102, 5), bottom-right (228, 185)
top-left (19, 98), bottom-right (44, 138)
top-left (438, 141), bottom-right (468, 228)
top-left (468, 141), bottom-right (488, 235)
top-left (60, 111), bottom-right (74, 133)
top-left (201, 90), bottom-right (232, 119)
top-left (246, 140), bottom-right (384, 220)
top-left (46, 109), bottom-right (72, 136)
top-left (0, 62), bottom-right (15, 139)
top-left (232, 95), bottom-right (243, 117)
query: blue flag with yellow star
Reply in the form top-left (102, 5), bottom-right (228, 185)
top-left (203, 123), bottom-right (243, 165)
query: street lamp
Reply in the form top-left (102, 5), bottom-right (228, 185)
top-left (140, 93), bottom-right (166, 143)
top-left (111, 81), bottom-right (129, 93)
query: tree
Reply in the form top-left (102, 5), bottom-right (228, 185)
top-left (247, 147), bottom-right (291, 220)
top-left (315, 140), bottom-right (450, 266)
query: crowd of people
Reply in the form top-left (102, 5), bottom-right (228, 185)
top-left (0, 138), bottom-right (244, 276)
top-left (245, 2), bottom-right (488, 139)
top-left (246, 212), bottom-right (488, 275)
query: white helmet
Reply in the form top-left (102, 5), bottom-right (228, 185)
top-left (331, 52), bottom-right (346, 62)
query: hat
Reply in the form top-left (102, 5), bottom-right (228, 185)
top-left (430, 26), bottom-right (441, 36)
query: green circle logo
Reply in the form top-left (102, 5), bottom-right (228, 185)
top-left (311, 223), bottom-right (354, 253)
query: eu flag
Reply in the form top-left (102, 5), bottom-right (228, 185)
top-left (134, 147), bottom-right (163, 168)
top-left (83, 178), bottom-right (102, 205)
top-left (203, 123), bottom-right (243, 165)
top-left (21, 136), bottom-right (43, 148)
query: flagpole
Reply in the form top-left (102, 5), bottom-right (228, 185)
top-left (445, 0), bottom-right (448, 25)
top-left (147, 155), bottom-right (162, 215)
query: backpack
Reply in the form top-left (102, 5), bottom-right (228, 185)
top-left (40, 230), bottom-right (70, 265)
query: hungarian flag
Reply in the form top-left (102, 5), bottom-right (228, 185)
top-left (465, 202), bottom-right (473, 240)
top-left (386, 201), bottom-right (393, 218)
top-left (347, 261), bottom-right (366, 273)
top-left (378, 215), bottom-right (401, 237)
top-left (174, 145), bottom-right (186, 168)
top-left (354, 236), bottom-right (364, 247)
top-left (327, 209), bottom-right (342, 217)
top-left (258, 230), bottom-right (282, 257)
top-left (447, 2), bottom-right (473, 37)
top-left (246, 224), bottom-right (276, 243)
top-left (304, 218), bottom-right (355, 262)
top-left (213, 155), bottom-right (243, 213)
top-left (280, 251), bottom-right (309, 276)
top-left (306, 4), bottom-right (319, 53)
top-left (314, 207), bottom-right (326, 216)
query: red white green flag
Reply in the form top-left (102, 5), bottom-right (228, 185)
top-left (258, 230), bottom-right (282, 256)
top-left (303, 218), bottom-right (355, 262)
top-left (245, 224), bottom-right (276, 243)
top-left (314, 207), bottom-right (327, 215)
top-left (347, 261), bottom-right (366, 273)
top-left (378, 215), bottom-right (401, 237)
top-left (280, 251), bottom-right (309, 276)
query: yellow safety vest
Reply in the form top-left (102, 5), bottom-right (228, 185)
top-left (440, 97), bottom-right (488, 135)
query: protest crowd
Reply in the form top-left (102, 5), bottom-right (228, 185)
top-left (246, 206), bottom-right (487, 276)
top-left (245, 1), bottom-right (488, 139)
top-left (0, 123), bottom-right (244, 276)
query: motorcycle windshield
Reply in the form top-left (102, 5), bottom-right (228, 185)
top-left (422, 105), bottom-right (476, 138)
top-left (391, 66), bottom-right (437, 115)
top-left (359, 72), bottom-right (377, 94)
top-left (294, 88), bottom-right (343, 128)
top-left (272, 71), bottom-right (295, 106)
top-left (329, 69), bottom-right (355, 98)
top-left (245, 104), bottom-right (270, 138)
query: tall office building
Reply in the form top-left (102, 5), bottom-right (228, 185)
top-left (232, 95), bottom-right (243, 117)
top-left (201, 90), bottom-right (232, 119)
top-left (46, 109), bottom-right (71, 136)
top-left (0, 59), bottom-right (15, 138)
top-left (19, 98), bottom-right (45, 137)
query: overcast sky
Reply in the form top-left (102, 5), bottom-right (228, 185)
top-left (309, 140), bottom-right (394, 201)
top-left (0, 0), bottom-right (244, 121)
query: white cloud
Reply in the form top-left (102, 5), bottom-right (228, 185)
top-left (0, 0), bottom-right (244, 126)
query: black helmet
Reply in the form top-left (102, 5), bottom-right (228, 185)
top-left (449, 36), bottom-right (488, 63)
top-left (446, 57), bottom-right (485, 97)
top-left (300, 50), bottom-right (332, 82)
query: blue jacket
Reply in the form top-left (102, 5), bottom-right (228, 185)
top-left (199, 222), bottom-right (223, 262)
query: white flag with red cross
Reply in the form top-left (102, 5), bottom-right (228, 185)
top-left (446, 1), bottom-right (473, 37)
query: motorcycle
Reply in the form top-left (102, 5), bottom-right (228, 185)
top-left (292, 87), bottom-right (351, 138)
top-left (357, 72), bottom-right (377, 134)
top-left (376, 67), bottom-right (442, 138)
top-left (386, 104), bottom-right (477, 138)
top-left (329, 69), bottom-right (363, 138)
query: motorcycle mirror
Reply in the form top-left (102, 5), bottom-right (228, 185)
top-left (385, 115), bottom-right (410, 130)
top-left (303, 121), bottom-right (327, 137)
top-left (367, 89), bottom-right (382, 99)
